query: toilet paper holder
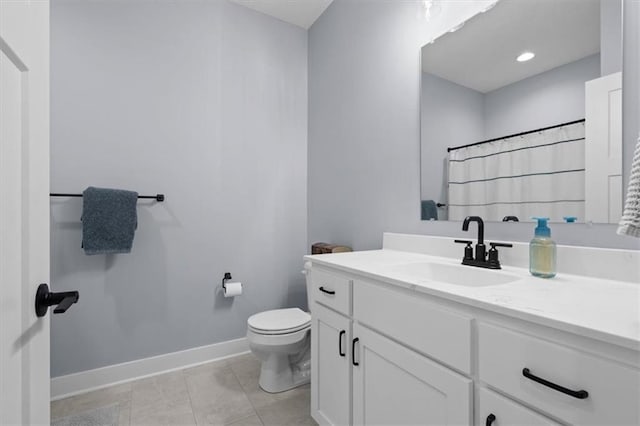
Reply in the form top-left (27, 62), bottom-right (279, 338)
top-left (222, 272), bottom-right (233, 291)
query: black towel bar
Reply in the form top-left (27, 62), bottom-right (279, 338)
top-left (50, 193), bottom-right (165, 202)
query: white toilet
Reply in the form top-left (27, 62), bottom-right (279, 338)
top-left (246, 279), bottom-right (312, 393)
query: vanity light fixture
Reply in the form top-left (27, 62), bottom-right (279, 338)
top-left (423, 0), bottom-right (442, 21)
top-left (517, 51), bottom-right (536, 62)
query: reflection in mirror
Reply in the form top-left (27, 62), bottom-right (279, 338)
top-left (420, 0), bottom-right (623, 224)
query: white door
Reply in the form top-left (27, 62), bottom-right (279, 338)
top-left (311, 303), bottom-right (351, 426)
top-left (352, 324), bottom-right (472, 426)
top-left (0, 0), bottom-right (50, 424)
top-left (585, 72), bottom-right (623, 223)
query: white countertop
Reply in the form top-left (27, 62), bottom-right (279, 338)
top-left (304, 249), bottom-right (640, 352)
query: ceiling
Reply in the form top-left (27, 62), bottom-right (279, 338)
top-left (422, 0), bottom-right (601, 93)
top-left (229, 0), bottom-right (333, 29)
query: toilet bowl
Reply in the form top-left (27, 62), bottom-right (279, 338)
top-left (247, 307), bottom-right (311, 393)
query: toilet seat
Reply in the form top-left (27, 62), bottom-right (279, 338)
top-left (248, 308), bottom-right (311, 335)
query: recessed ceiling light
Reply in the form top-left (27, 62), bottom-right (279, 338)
top-left (517, 52), bottom-right (535, 62)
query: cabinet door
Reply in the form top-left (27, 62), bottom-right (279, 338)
top-left (312, 303), bottom-right (351, 426)
top-left (479, 388), bottom-right (560, 426)
top-left (352, 324), bottom-right (472, 426)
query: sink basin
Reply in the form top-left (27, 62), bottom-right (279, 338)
top-left (388, 261), bottom-right (520, 287)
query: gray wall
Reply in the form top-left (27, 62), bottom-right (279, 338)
top-left (484, 54), bottom-right (600, 139)
top-left (50, 0), bottom-right (308, 377)
top-left (601, 0), bottom-right (623, 76)
top-left (308, 0), bottom-right (640, 251)
top-left (420, 72), bottom-right (484, 205)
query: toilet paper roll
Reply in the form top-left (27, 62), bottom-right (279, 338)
top-left (223, 281), bottom-right (242, 298)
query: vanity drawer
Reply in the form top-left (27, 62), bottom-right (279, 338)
top-left (478, 323), bottom-right (640, 425)
top-left (479, 387), bottom-right (560, 426)
top-left (309, 268), bottom-right (351, 315)
top-left (353, 279), bottom-right (472, 374)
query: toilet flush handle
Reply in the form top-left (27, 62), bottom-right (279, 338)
top-left (302, 261), bottom-right (312, 275)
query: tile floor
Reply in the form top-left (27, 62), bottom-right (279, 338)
top-left (51, 353), bottom-right (316, 426)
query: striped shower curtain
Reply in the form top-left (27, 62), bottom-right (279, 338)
top-left (447, 121), bottom-right (585, 222)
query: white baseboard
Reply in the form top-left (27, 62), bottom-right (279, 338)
top-left (51, 337), bottom-right (249, 401)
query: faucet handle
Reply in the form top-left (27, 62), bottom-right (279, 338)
top-left (487, 242), bottom-right (513, 269)
top-left (490, 242), bottom-right (513, 248)
top-left (454, 239), bottom-right (474, 262)
top-left (454, 239), bottom-right (473, 245)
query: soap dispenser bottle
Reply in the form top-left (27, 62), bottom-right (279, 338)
top-left (530, 217), bottom-right (556, 278)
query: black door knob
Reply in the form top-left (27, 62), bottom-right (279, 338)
top-left (35, 283), bottom-right (79, 317)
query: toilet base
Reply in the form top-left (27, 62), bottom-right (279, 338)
top-left (257, 346), bottom-right (311, 393)
top-left (258, 357), bottom-right (310, 393)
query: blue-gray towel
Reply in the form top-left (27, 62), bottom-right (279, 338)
top-left (81, 187), bottom-right (138, 255)
top-left (421, 200), bottom-right (438, 221)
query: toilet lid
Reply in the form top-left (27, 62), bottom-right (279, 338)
top-left (248, 308), bottom-right (311, 334)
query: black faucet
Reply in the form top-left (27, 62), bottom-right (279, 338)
top-left (462, 216), bottom-right (486, 261)
top-left (455, 216), bottom-right (512, 269)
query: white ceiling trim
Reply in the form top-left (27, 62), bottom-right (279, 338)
top-left (229, 0), bottom-right (333, 29)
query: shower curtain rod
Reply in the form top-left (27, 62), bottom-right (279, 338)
top-left (446, 118), bottom-right (585, 153)
top-left (50, 193), bottom-right (165, 202)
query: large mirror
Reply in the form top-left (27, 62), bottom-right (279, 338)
top-left (420, 0), bottom-right (623, 224)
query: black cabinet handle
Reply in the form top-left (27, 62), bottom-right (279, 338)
top-left (338, 330), bottom-right (346, 357)
top-left (486, 414), bottom-right (496, 426)
top-left (319, 286), bottom-right (335, 295)
top-left (522, 368), bottom-right (589, 399)
top-left (352, 338), bottom-right (360, 366)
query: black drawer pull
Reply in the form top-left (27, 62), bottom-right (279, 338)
top-left (352, 338), bottom-right (360, 366)
top-left (522, 368), bottom-right (589, 399)
top-left (339, 330), bottom-right (346, 357)
top-left (319, 286), bottom-right (335, 295)
top-left (486, 414), bottom-right (496, 426)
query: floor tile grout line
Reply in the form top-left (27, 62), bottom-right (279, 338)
top-left (180, 368), bottom-right (199, 426)
top-left (51, 384), bottom-right (134, 423)
top-left (227, 412), bottom-right (264, 426)
top-left (228, 359), bottom-right (265, 426)
top-left (127, 388), bottom-right (133, 426)
top-left (121, 387), bottom-right (133, 426)
top-left (185, 358), bottom-right (259, 425)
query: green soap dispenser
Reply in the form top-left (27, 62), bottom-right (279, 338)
top-left (530, 217), bottom-right (556, 278)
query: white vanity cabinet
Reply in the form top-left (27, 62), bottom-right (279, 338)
top-left (307, 261), bottom-right (640, 426)
top-left (309, 266), bottom-right (472, 426)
